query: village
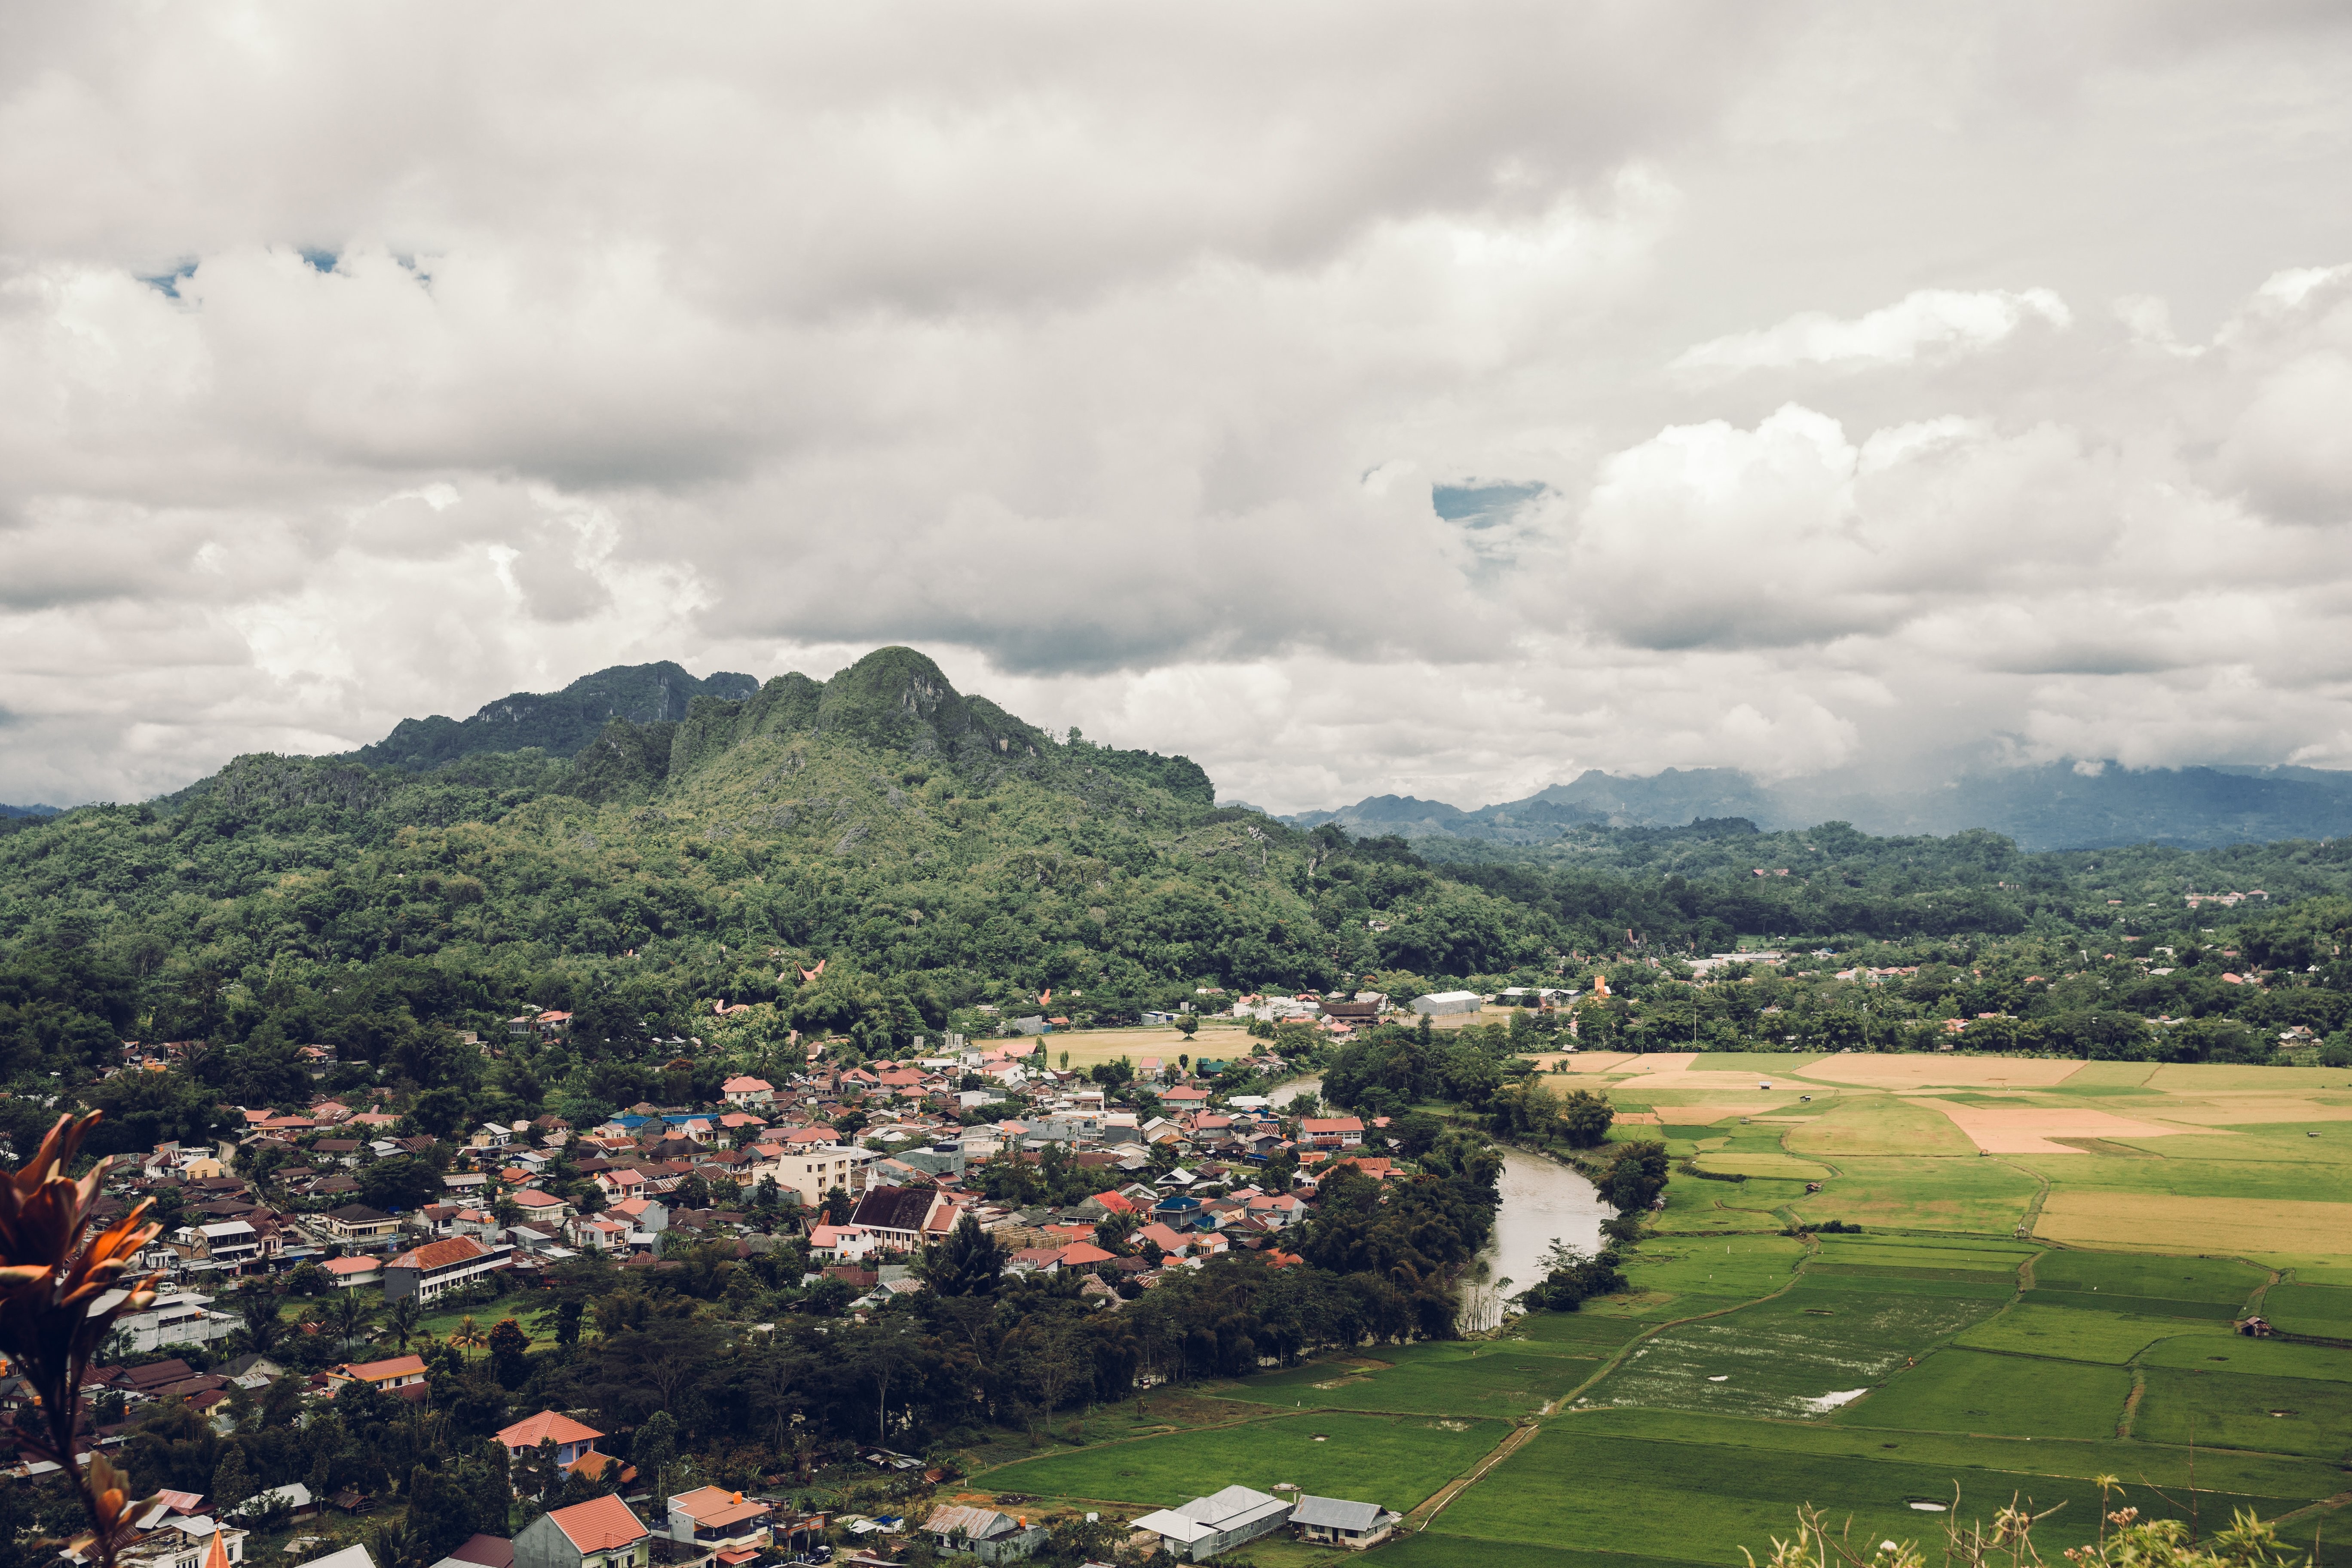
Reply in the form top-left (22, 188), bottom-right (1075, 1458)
top-left (3, 1001), bottom-right (1471, 1568)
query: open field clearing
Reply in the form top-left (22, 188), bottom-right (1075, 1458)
top-left (2145, 1064), bottom-right (2352, 1093)
top-left (1912, 1098), bottom-right (2214, 1155)
top-left (2134, 1366), bottom-right (2352, 1458)
top-left (2260, 1283), bottom-right (2352, 1337)
top-left (1785, 1096), bottom-right (1979, 1157)
top-left (1651, 1173), bottom-right (1806, 1235)
top-left (1792, 1057), bottom-right (2086, 1088)
top-left (1580, 1283), bottom-right (2003, 1419)
top-left (1008, 1021), bottom-right (1257, 1068)
top-left (1216, 1344), bottom-right (1596, 1419)
top-left (1953, 1303), bottom-right (2229, 1363)
top-left (1692, 1152), bottom-right (1836, 1178)
top-left (1554, 1406), bottom-right (2347, 1497)
top-left (2036, 1191), bottom-right (2352, 1254)
top-left (2130, 1096), bottom-right (2352, 1126)
top-left (1380, 1539), bottom-right (1717, 1568)
top-left (1812, 1236), bottom-right (2037, 1273)
top-left (2018, 1289), bottom-right (2241, 1320)
top-left (978, 1409), bottom-right (1506, 1512)
top-left (1424, 1423), bottom-right (2327, 1568)
top-left (1788, 1157), bottom-right (2040, 1234)
top-left (2028, 1250), bottom-right (2267, 1304)
top-left (1622, 1234), bottom-right (1807, 1298)
top-left (1828, 1348), bottom-right (2128, 1439)
top-left (2138, 1334), bottom-right (2352, 1381)
top-left (1509, 1311), bottom-right (1657, 1352)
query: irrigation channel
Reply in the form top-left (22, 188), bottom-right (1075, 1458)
top-left (1263, 1077), bottom-right (1609, 1327)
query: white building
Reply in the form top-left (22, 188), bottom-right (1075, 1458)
top-left (112, 1292), bottom-right (239, 1355)
top-left (1409, 990), bottom-right (1482, 1017)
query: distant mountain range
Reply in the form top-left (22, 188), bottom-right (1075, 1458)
top-left (0, 804), bottom-right (61, 819)
top-left (1280, 763), bottom-right (2352, 852)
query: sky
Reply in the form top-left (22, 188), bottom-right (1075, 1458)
top-left (5, 4), bottom-right (2352, 815)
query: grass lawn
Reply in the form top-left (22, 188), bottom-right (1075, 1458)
top-left (1217, 1344), bottom-right (1597, 1420)
top-left (975, 1409), bottom-right (1507, 1513)
top-left (1425, 1421), bottom-right (2320, 1568)
top-left (1507, 1311), bottom-right (1655, 1352)
top-left (1578, 1283), bottom-right (2005, 1421)
top-left (2132, 1366), bottom-right (2352, 1459)
top-left (1828, 1348), bottom-right (2130, 1440)
top-left (1953, 1303), bottom-right (2230, 1365)
top-left (2259, 1283), bottom-right (2352, 1337)
top-left (2137, 1334), bottom-right (2352, 1381)
top-left (2028, 1250), bottom-right (2269, 1305)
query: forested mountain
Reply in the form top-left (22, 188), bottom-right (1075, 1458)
top-left (346, 660), bottom-right (761, 772)
top-left (8, 643), bottom-right (2352, 1153)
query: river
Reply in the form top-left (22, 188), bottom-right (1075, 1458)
top-left (1266, 1076), bottom-right (1607, 1320)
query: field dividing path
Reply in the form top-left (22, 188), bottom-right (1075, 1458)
top-left (1406, 1420), bottom-right (1540, 1529)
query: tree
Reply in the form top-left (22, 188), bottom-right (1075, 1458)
top-left (488, 1317), bottom-right (531, 1388)
top-left (1600, 1141), bottom-right (1670, 1216)
top-left (329, 1287), bottom-right (372, 1355)
top-left (1176, 1016), bottom-right (1198, 1040)
top-left (286, 1261), bottom-right (330, 1297)
top-left (384, 1293), bottom-right (422, 1354)
top-left (918, 1212), bottom-right (1006, 1297)
top-left (449, 1314), bottom-right (488, 1358)
top-left (1560, 1089), bottom-right (1614, 1148)
top-left (238, 1289), bottom-right (284, 1357)
top-left (630, 1409), bottom-right (679, 1498)
top-left (209, 1443), bottom-right (257, 1510)
top-left (358, 1156), bottom-right (441, 1214)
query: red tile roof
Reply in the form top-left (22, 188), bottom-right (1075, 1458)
top-left (387, 1235), bottom-right (494, 1271)
top-left (547, 1494), bottom-right (648, 1552)
top-left (498, 1409), bottom-right (604, 1449)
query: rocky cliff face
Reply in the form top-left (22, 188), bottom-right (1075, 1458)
top-left (349, 661), bottom-right (758, 770)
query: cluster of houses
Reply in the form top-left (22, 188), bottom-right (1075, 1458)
top-left (70, 1034), bottom-right (1408, 1355)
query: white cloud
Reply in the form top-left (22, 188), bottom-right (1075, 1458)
top-left (1669, 288), bottom-right (2073, 377)
top-left (3, 6), bottom-right (2352, 812)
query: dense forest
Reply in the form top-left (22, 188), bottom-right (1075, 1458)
top-left (4, 646), bottom-right (2350, 1158)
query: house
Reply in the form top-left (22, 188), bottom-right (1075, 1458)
top-left (229, 1482), bottom-right (318, 1523)
top-left (1129, 1487), bottom-right (1292, 1561)
top-left (805, 1223), bottom-right (878, 1262)
top-left (319, 1205), bottom-right (402, 1247)
top-left (326, 1354), bottom-right (428, 1400)
top-left (383, 1236), bottom-right (515, 1304)
top-left (175, 1221), bottom-right (262, 1268)
top-left (1289, 1495), bottom-right (1400, 1550)
top-left (924, 1506), bottom-right (1047, 1565)
top-left (607, 1197), bottom-right (669, 1234)
top-left (667, 1486), bottom-right (775, 1554)
top-left (497, 1411), bottom-right (605, 1470)
top-left (112, 1291), bottom-right (238, 1354)
top-left (426, 1536), bottom-right (514, 1568)
top-left (845, 1186), bottom-right (949, 1253)
top-left (1298, 1117), bottom-right (1364, 1149)
top-left (720, 1076), bottom-right (775, 1108)
top-left (593, 1168), bottom-right (646, 1204)
top-left (511, 1188), bottom-right (573, 1223)
top-left (514, 1496), bottom-right (650, 1568)
top-left (321, 1256), bottom-right (383, 1291)
top-left (775, 1145), bottom-right (879, 1207)
top-left (113, 1520), bottom-right (250, 1568)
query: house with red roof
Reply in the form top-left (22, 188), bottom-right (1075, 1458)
top-left (1299, 1116), bottom-right (1365, 1148)
top-left (326, 1353), bottom-right (429, 1401)
top-left (514, 1494), bottom-right (649, 1568)
top-left (384, 1234), bottom-right (514, 1305)
top-left (497, 1410), bottom-right (606, 1469)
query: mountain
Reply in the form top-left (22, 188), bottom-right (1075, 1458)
top-left (1286, 762), bottom-right (2352, 853)
top-left (348, 661), bottom-right (761, 771)
top-left (0, 804), bottom-right (61, 818)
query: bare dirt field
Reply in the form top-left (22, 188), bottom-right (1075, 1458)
top-left (1912, 1098), bottom-right (2219, 1155)
top-left (1021, 1022), bottom-right (1259, 1069)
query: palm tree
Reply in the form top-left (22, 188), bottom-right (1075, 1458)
top-left (238, 1290), bottom-right (284, 1359)
top-left (449, 1314), bottom-right (488, 1358)
top-left (385, 1295), bottom-right (421, 1354)
top-left (328, 1288), bottom-right (371, 1357)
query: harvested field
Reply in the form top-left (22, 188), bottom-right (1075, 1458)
top-left (2127, 1096), bottom-right (2352, 1126)
top-left (1911, 1098), bottom-right (2212, 1155)
top-left (1795, 1057), bottom-right (2086, 1088)
top-left (1001, 1022), bottom-right (1258, 1068)
top-left (2036, 1191), bottom-right (2352, 1256)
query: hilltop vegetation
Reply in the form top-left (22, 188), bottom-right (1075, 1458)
top-left (5, 645), bottom-right (2352, 1154)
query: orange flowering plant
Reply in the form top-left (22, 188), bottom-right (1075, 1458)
top-left (0, 1111), bottom-right (166, 1568)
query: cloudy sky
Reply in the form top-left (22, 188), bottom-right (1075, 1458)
top-left (6, 4), bottom-right (2352, 813)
